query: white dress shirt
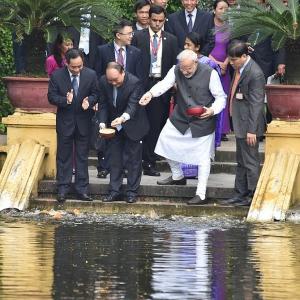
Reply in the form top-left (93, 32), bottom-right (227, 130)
top-left (185, 8), bottom-right (197, 28)
top-left (149, 27), bottom-right (163, 77)
top-left (114, 42), bottom-right (127, 69)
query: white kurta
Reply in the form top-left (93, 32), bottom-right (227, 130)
top-left (150, 65), bottom-right (226, 165)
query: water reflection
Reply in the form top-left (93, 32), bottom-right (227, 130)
top-left (0, 220), bottom-right (55, 299)
top-left (250, 225), bottom-right (300, 300)
top-left (53, 224), bottom-right (153, 299)
top-left (0, 216), bottom-right (300, 300)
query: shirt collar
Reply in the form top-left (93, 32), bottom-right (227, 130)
top-left (240, 56), bottom-right (251, 74)
top-left (113, 41), bottom-right (126, 52)
top-left (68, 69), bottom-right (80, 80)
top-left (185, 8), bottom-right (197, 18)
top-left (149, 27), bottom-right (162, 38)
top-left (136, 22), bottom-right (146, 31)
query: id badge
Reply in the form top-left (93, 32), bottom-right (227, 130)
top-left (152, 62), bottom-right (160, 74)
top-left (236, 92), bottom-right (244, 100)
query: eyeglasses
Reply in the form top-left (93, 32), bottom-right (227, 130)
top-left (118, 31), bottom-right (134, 37)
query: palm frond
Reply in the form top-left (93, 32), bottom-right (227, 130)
top-left (226, 0), bottom-right (300, 50)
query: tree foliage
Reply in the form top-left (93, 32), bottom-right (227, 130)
top-left (0, 0), bottom-right (121, 74)
top-left (0, 26), bottom-right (14, 133)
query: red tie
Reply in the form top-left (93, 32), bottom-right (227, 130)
top-left (229, 69), bottom-right (241, 116)
top-left (117, 48), bottom-right (124, 67)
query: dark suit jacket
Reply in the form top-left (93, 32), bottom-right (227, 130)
top-left (164, 9), bottom-right (215, 55)
top-left (232, 58), bottom-right (266, 138)
top-left (48, 66), bottom-right (98, 136)
top-left (95, 42), bottom-right (142, 79)
top-left (239, 34), bottom-right (286, 79)
top-left (131, 28), bottom-right (178, 87)
top-left (98, 72), bottom-right (149, 141)
top-left (251, 37), bottom-right (286, 79)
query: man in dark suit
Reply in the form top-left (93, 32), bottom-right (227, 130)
top-left (133, 0), bottom-right (151, 31)
top-left (98, 62), bottom-right (149, 203)
top-left (132, 5), bottom-right (178, 176)
top-left (48, 48), bottom-right (98, 203)
top-left (164, 0), bottom-right (215, 55)
top-left (95, 20), bottom-right (142, 79)
top-left (226, 40), bottom-right (266, 206)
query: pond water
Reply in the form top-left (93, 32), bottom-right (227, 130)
top-left (1, 211), bottom-right (300, 300)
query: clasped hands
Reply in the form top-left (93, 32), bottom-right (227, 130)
top-left (66, 89), bottom-right (89, 110)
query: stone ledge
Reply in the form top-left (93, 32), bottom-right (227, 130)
top-left (30, 198), bottom-right (248, 218)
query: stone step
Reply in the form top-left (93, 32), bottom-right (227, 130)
top-left (88, 157), bottom-right (263, 174)
top-left (38, 170), bottom-right (235, 201)
top-left (88, 147), bottom-right (264, 168)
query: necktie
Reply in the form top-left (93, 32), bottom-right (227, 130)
top-left (113, 86), bottom-right (118, 107)
top-left (117, 48), bottom-right (124, 67)
top-left (153, 33), bottom-right (158, 53)
top-left (187, 14), bottom-right (193, 32)
top-left (229, 69), bottom-right (241, 116)
top-left (151, 34), bottom-right (158, 75)
top-left (72, 75), bottom-right (79, 97)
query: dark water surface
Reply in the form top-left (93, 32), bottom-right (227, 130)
top-left (1, 211), bottom-right (300, 300)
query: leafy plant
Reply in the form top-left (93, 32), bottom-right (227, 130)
top-left (0, 0), bottom-right (121, 75)
top-left (226, 0), bottom-right (300, 84)
top-left (0, 25), bottom-right (14, 133)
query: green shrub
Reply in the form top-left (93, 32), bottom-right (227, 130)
top-left (0, 26), bottom-right (14, 133)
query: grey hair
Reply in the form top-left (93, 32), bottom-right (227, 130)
top-left (177, 49), bottom-right (198, 62)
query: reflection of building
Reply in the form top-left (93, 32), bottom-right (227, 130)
top-left (0, 221), bottom-right (54, 298)
top-left (251, 226), bottom-right (300, 299)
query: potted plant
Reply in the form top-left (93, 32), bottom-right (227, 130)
top-left (0, 0), bottom-right (120, 112)
top-left (226, 0), bottom-right (300, 120)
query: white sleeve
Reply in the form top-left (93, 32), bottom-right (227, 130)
top-left (209, 70), bottom-right (227, 115)
top-left (149, 65), bottom-right (176, 97)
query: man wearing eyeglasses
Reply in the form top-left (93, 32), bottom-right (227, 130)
top-left (95, 20), bottom-right (142, 179)
top-left (95, 20), bottom-right (142, 79)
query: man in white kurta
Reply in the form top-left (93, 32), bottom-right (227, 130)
top-left (139, 50), bottom-right (226, 204)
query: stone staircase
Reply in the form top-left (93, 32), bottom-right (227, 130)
top-left (37, 135), bottom-right (265, 203)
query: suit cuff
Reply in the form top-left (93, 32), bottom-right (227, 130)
top-left (121, 113), bottom-right (130, 121)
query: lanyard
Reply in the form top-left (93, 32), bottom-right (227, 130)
top-left (150, 34), bottom-right (162, 57)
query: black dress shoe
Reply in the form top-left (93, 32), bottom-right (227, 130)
top-left (97, 169), bottom-right (109, 179)
top-left (103, 193), bottom-right (122, 202)
top-left (157, 176), bottom-right (186, 185)
top-left (57, 194), bottom-right (66, 203)
top-left (126, 195), bottom-right (137, 204)
top-left (187, 195), bottom-right (209, 205)
top-left (234, 198), bottom-right (251, 207)
top-left (224, 196), bottom-right (245, 205)
top-left (77, 193), bottom-right (93, 201)
top-left (143, 168), bottom-right (161, 176)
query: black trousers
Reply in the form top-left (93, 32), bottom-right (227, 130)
top-left (108, 130), bottom-right (143, 197)
top-left (142, 77), bottom-right (170, 166)
top-left (234, 138), bottom-right (261, 196)
top-left (56, 128), bottom-right (90, 194)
